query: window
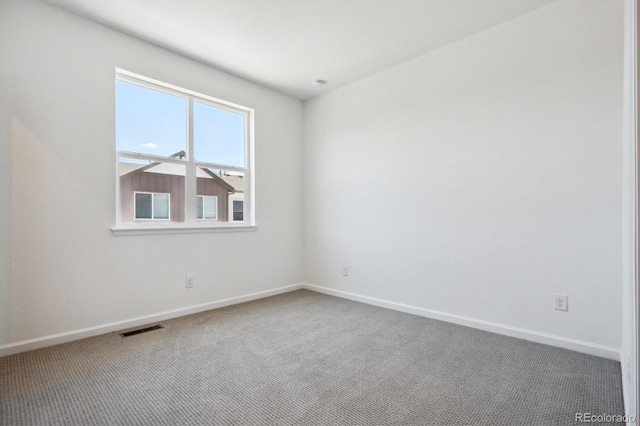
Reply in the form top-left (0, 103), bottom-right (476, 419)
top-left (233, 200), bottom-right (244, 222)
top-left (115, 69), bottom-right (253, 231)
top-left (197, 196), bottom-right (218, 220)
top-left (228, 191), bottom-right (245, 223)
top-left (135, 192), bottom-right (170, 220)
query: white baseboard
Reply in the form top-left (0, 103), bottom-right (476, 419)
top-left (302, 283), bottom-right (621, 361)
top-left (0, 283), bottom-right (304, 357)
top-left (1, 282), bottom-right (621, 362)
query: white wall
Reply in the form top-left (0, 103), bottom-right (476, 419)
top-left (303, 0), bottom-right (623, 352)
top-left (0, 0), bottom-right (303, 347)
top-left (0, 4), bottom-right (11, 348)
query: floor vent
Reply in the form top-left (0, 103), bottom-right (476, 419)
top-left (119, 324), bottom-right (164, 338)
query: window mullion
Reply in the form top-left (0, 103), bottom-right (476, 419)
top-left (185, 96), bottom-right (196, 225)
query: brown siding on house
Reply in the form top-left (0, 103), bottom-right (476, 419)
top-left (120, 172), bottom-right (185, 223)
top-left (120, 176), bottom-right (134, 222)
top-left (171, 175), bottom-right (184, 222)
top-left (120, 172), bottom-right (231, 222)
top-left (197, 177), bottom-right (229, 222)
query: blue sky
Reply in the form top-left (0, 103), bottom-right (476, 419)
top-left (116, 80), bottom-right (244, 167)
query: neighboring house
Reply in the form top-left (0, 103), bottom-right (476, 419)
top-left (119, 161), bottom-right (243, 223)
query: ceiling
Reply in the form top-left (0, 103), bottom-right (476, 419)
top-left (45, 0), bottom-right (555, 100)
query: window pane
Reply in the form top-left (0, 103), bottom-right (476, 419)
top-left (204, 196), bottom-right (217, 219)
top-left (196, 196), bottom-right (203, 219)
top-left (116, 80), bottom-right (187, 158)
top-left (135, 193), bottom-right (152, 219)
top-left (233, 200), bottom-right (244, 221)
top-left (154, 194), bottom-right (169, 219)
top-left (194, 101), bottom-right (245, 167)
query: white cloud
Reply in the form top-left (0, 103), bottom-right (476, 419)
top-left (141, 142), bottom-right (158, 149)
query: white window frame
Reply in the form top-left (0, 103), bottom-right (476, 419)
top-left (113, 69), bottom-right (256, 235)
top-left (197, 195), bottom-right (218, 220)
top-left (134, 191), bottom-right (171, 220)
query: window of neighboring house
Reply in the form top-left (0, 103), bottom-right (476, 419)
top-left (197, 195), bottom-right (218, 220)
top-left (228, 191), bottom-right (244, 223)
top-left (135, 192), bottom-right (170, 220)
top-left (115, 69), bottom-right (254, 231)
top-left (233, 200), bottom-right (244, 222)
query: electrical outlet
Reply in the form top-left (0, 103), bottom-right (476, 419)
top-left (342, 266), bottom-right (349, 277)
top-left (185, 275), bottom-right (194, 288)
top-left (554, 294), bottom-right (568, 311)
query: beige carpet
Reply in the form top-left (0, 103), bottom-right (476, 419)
top-left (0, 290), bottom-right (625, 425)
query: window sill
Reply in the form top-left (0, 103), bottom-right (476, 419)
top-left (111, 224), bottom-right (257, 236)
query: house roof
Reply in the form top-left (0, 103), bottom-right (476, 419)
top-left (200, 168), bottom-right (235, 193)
top-left (119, 161), bottom-right (148, 177)
top-left (219, 174), bottom-right (244, 193)
top-left (118, 161), bottom-right (244, 193)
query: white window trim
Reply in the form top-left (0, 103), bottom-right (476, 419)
top-left (113, 68), bottom-right (255, 235)
top-left (134, 191), bottom-right (171, 221)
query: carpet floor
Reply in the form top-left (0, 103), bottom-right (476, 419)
top-left (0, 289), bottom-right (625, 425)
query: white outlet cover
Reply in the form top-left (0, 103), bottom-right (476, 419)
top-left (554, 294), bottom-right (568, 311)
top-left (186, 275), bottom-right (194, 288)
